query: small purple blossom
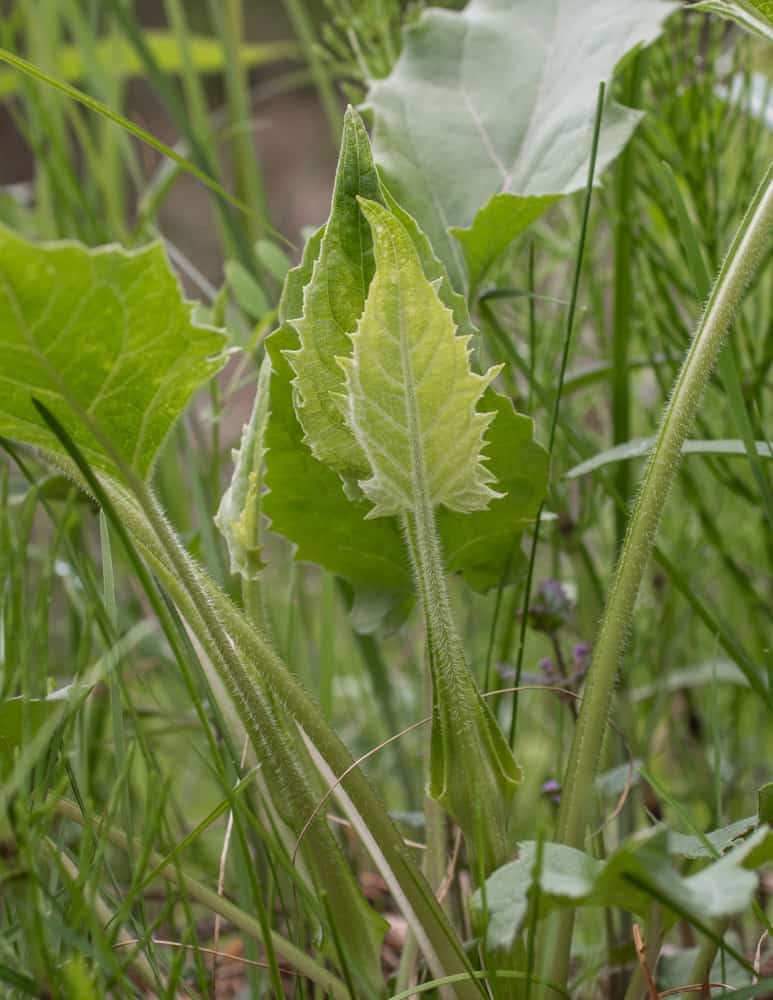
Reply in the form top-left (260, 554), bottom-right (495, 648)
top-left (541, 779), bottom-right (561, 804)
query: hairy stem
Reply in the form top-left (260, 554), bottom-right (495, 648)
top-left (544, 162), bottom-right (773, 993)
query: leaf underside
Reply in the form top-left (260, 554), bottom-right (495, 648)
top-left (367, 0), bottom-right (676, 289)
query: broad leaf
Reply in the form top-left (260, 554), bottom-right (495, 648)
top-left (367, 0), bottom-right (675, 290)
top-left (215, 354), bottom-right (272, 579)
top-left (341, 198), bottom-right (501, 518)
top-left (474, 826), bottom-right (773, 954)
top-left (0, 228), bottom-right (227, 481)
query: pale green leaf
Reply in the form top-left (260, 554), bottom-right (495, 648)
top-left (226, 260), bottom-right (270, 319)
top-left (215, 354), bottom-right (271, 580)
top-left (695, 0), bottom-right (773, 40)
top-left (367, 0), bottom-right (676, 289)
top-left (0, 32), bottom-right (300, 99)
top-left (0, 228), bottom-right (227, 481)
top-left (342, 199), bottom-right (502, 518)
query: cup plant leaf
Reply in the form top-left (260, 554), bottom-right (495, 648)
top-left (367, 0), bottom-right (677, 292)
top-left (0, 226), bottom-right (227, 482)
top-left (261, 107), bottom-right (549, 627)
top-left (473, 825), bottom-right (773, 955)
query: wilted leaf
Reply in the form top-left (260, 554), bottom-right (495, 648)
top-left (368, 0), bottom-right (675, 290)
top-left (0, 228), bottom-right (227, 481)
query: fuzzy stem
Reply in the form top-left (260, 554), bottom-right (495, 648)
top-left (110, 479), bottom-right (482, 999)
top-left (544, 162), bottom-right (773, 993)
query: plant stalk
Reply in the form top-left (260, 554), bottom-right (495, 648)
top-left (543, 162), bottom-right (773, 994)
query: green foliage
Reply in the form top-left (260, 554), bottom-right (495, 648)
top-left (475, 825), bottom-right (773, 955)
top-left (367, 0), bottom-right (676, 289)
top-left (342, 198), bottom-right (502, 517)
top-left (0, 228), bottom-right (227, 480)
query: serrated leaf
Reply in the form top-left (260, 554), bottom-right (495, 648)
top-left (367, 0), bottom-right (676, 290)
top-left (0, 228), bottom-right (227, 481)
top-left (438, 391), bottom-right (547, 591)
top-left (215, 354), bottom-right (271, 579)
top-left (696, 0), bottom-right (773, 40)
top-left (342, 198), bottom-right (502, 518)
top-left (264, 325), bottom-right (411, 597)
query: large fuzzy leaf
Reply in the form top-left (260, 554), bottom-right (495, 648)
top-left (341, 198), bottom-right (502, 518)
top-left (0, 228), bottom-right (226, 481)
top-left (367, 0), bottom-right (675, 290)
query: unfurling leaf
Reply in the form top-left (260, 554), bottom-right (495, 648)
top-left (0, 227), bottom-right (227, 481)
top-left (341, 198), bottom-right (502, 519)
top-left (215, 354), bottom-right (271, 579)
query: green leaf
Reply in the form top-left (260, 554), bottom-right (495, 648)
top-left (438, 392), bottom-right (547, 591)
top-left (264, 324), bottom-right (411, 597)
top-left (285, 106), bottom-right (381, 482)
top-left (450, 193), bottom-right (559, 295)
top-left (0, 228), bottom-right (227, 481)
top-left (695, 0), bottom-right (773, 40)
top-left (367, 0), bottom-right (675, 290)
top-left (0, 32), bottom-right (300, 99)
top-left (474, 826), bottom-right (773, 954)
top-left (341, 198), bottom-right (502, 518)
top-left (215, 354), bottom-right (271, 579)
top-left (226, 260), bottom-right (270, 319)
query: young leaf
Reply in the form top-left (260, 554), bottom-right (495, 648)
top-left (285, 106), bottom-right (381, 482)
top-left (0, 227), bottom-right (227, 481)
top-left (367, 0), bottom-right (676, 290)
top-left (342, 199), bottom-right (522, 872)
top-left (341, 198), bottom-right (502, 518)
top-left (215, 354), bottom-right (271, 580)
